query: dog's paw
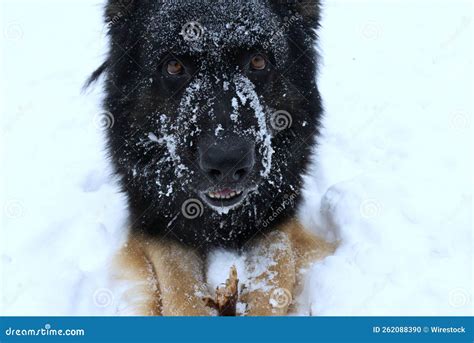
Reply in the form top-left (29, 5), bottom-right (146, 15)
top-left (204, 266), bottom-right (239, 316)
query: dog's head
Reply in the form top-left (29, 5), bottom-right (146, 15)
top-left (91, 0), bottom-right (323, 247)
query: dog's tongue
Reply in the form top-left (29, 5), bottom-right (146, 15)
top-left (216, 188), bottom-right (234, 196)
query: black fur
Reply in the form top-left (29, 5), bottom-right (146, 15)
top-left (91, 0), bottom-right (323, 249)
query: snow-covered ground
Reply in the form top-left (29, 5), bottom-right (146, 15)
top-left (1, 0), bottom-right (472, 316)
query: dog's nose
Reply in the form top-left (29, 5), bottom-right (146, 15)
top-left (199, 141), bottom-right (254, 183)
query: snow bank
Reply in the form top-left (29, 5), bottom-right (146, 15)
top-left (1, 0), bottom-right (128, 315)
top-left (298, 0), bottom-right (472, 315)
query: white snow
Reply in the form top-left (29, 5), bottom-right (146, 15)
top-left (233, 74), bottom-right (274, 178)
top-left (0, 0), bottom-right (472, 316)
top-left (298, 0), bottom-right (473, 316)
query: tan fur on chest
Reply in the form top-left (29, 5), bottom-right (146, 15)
top-left (112, 219), bottom-right (335, 316)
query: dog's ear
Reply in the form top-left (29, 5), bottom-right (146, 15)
top-left (84, 0), bottom-right (137, 89)
top-left (270, 0), bottom-right (321, 30)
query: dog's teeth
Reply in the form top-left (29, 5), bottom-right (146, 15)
top-left (208, 190), bottom-right (244, 201)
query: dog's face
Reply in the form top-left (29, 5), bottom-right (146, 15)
top-left (97, 0), bottom-right (322, 248)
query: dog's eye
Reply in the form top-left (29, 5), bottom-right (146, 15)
top-left (166, 60), bottom-right (184, 75)
top-left (250, 54), bottom-right (267, 71)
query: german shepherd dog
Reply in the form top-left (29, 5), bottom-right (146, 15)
top-left (88, 0), bottom-right (334, 315)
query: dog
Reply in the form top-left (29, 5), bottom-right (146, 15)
top-left (88, 0), bottom-right (335, 315)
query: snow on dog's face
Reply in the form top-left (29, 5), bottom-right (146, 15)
top-left (95, 0), bottom-right (323, 248)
